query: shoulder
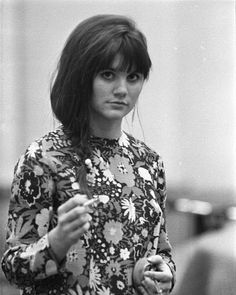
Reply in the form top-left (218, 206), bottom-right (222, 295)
top-left (14, 126), bottom-right (71, 173)
top-left (26, 125), bottom-right (70, 155)
top-left (122, 132), bottom-right (161, 159)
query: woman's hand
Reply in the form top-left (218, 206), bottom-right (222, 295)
top-left (48, 194), bottom-right (91, 262)
top-left (137, 255), bottom-right (173, 295)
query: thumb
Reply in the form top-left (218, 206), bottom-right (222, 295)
top-left (147, 255), bottom-right (163, 265)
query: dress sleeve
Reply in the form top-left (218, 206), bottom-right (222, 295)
top-left (1, 146), bottom-right (64, 288)
top-left (155, 156), bottom-right (176, 290)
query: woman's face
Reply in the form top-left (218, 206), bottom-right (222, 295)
top-left (90, 55), bottom-right (144, 127)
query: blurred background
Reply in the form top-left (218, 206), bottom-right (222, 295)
top-left (0, 0), bottom-right (235, 294)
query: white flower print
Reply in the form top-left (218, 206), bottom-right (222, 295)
top-left (139, 217), bottom-right (147, 224)
top-left (97, 286), bottom-right (111, 295)
top-left (35, 208), bottom-right (50, 236)
top-left (110, 246), bottom-right (115, 255)
top-left (121, 198), bottom-right (136, 222)
top-left (93, 148), bottom-right (102, 165)
top-left (103, 168), bottom-right (115, 182)
top-left (138, 167), bottom-right (152, 182)
top-left (89, 257), bottom-right (101, 291)
top-left (26, 142), bottom-right (40, 158)
top-left (72, 182), bottom-right (80, 190)
top-left (120, 248), bottom-right (130, 260)
top-left (97, 194), bottom-right (110, 204)
top-left (118, 132), bottom-right (129, 147)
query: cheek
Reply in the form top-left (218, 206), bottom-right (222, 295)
top-left (92, 79), bottom-right (111, 100)
top-left (129, 84), bottom-right (143, 100)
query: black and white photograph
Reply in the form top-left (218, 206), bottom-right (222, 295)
top-left (0, 1), bottom-right (235, 295)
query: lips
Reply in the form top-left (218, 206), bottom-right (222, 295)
top-left (109, 101), bottom-right (128, 106)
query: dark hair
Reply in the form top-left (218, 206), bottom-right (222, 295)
top-left (50, 14), bottom-right (152, 195)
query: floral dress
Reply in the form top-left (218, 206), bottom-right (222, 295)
top-left (1, 126), bottom-right (176, 295)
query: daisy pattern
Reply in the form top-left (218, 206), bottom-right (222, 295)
top-left (103, 221), bottom-right (123, 245)
top-left (26, 142), bottom-right (40, 158)
top-left (97, 286), bottom-right (111, 295)
top-left (109, 155), bottom-right (135, 187)
top-left (105, 260), bottom-right (121, 277)
top-left (121, 198), bottom-right (136, 222)
top-left (120, 248), bottom-right (130, 260)
top-left (89, 257), bottom-right (101, 291)
top-left (67, 240), bottom-right (87, 276)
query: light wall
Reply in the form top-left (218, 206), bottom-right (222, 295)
top-left (1, 0), bottom-right (235, 203)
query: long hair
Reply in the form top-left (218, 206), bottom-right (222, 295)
top-left (50, 14), bottom-right (152, 195)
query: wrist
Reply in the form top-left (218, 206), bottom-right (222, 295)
top-left (48, 228), bottom-right (70, 263)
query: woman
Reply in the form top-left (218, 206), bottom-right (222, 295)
top-left (1, 14), bottom-right (176, 295)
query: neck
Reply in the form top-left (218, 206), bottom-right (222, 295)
top-left (90, 119), bottom-right (122, 139)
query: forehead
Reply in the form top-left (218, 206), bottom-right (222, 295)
top-left (109, 54), bottom-right (136, 72)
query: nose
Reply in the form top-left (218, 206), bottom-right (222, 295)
top-left (113, 78), bottom-right (128, 98)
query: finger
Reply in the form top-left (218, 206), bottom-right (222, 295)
top-left (68, 221), bottom-right (90, 243)
top-left (143, 275), bottom-right (171, 295)
top-left (141, 276), bottom-right (156, 295)
top-left (60, 205), bottom-right (89, 224)
top-left (147, 255), bottom-right (163, 265)
top-left (138, 285), bottom-right (148, 295)
top-left (160, 282), bottom-right (172, 294)
top-left (144, 270), bottom-right (172, 282)
top-left (62, 212), bottom-right (91, 230)
top-left (58, 194), bottom-right (88, 214)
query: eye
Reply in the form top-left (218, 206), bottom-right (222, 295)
top-left (100, 70), bottom-right (115, 80)
top-left (127, 72), bottom-right (143, 82)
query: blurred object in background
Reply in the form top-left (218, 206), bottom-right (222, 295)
top-left (167, 191), bottom-right (236, 295)
top-left (172, 221), bottom-right (236, 295)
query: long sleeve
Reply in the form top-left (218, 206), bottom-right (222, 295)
top-left (1, 142), bottom-right (64, 288)
top-left (155, 156), bottom-right (176, 288)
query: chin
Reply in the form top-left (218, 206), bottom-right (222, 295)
top-left (105, 110), bottom-right (129, 120)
